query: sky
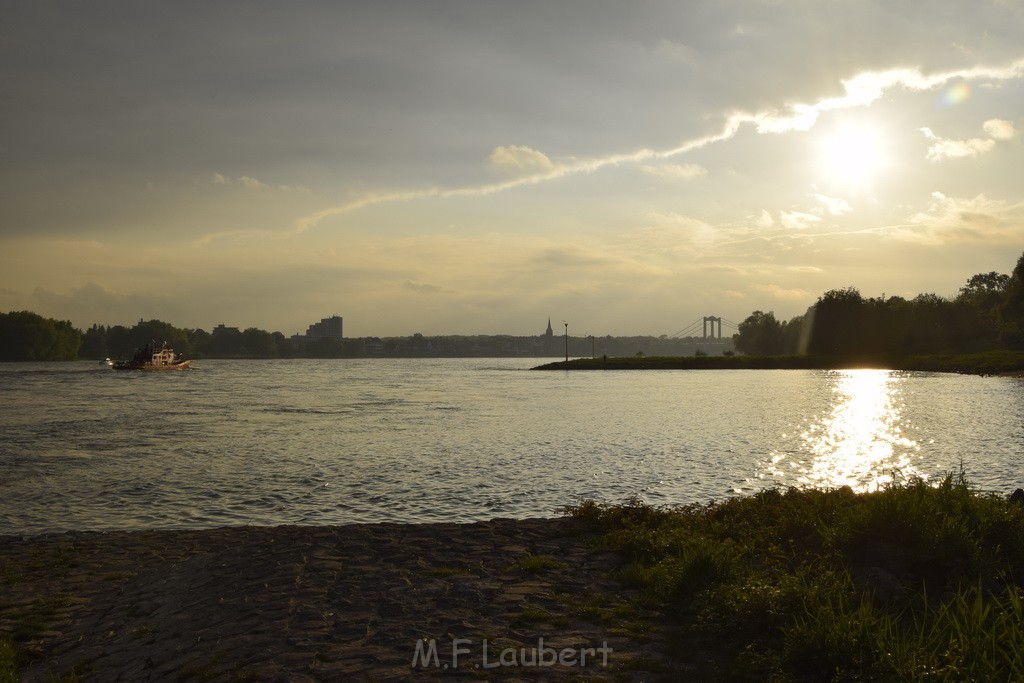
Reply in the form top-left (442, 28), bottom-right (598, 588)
top-left (2, 1), bottom-right (1023, 338)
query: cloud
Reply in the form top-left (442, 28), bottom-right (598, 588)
top-left (780, 211), bottom-right (822, 230)
top-left (814, 194), bottom-right (853, 215)
top-left (533, 246), bottom-right (616, 270)
top-left (27, 282), bottom-right (184, 327)
top-left (630, 210), bottom-right (716, 254)
top-left (487, 145), bottom-right (555, 174)
top-left (654, 38), bottom-right (698, 65)
top-left (747, 59), bottom-right (1024, 134)
top-left (210, 172), bottom-right (309, 193)
top-left (983, 118), bottom-right (1016, 140)
top-left (921, 118), bottom-right (1017, 161)
top-left (920, 127), bottom-right (996, 161)
top-left (640, 163), bottom-right (707, 180)
top-left (402, 280), bottom-right (447, 294)
top-left (294, 56), bottom-right (1024, 235)
top-left (904, 192), bottom-right (1024, 244)
top-left (752, 283), bottom-right (815, 300)
top-left (754, 210), bottom-right (774, 228)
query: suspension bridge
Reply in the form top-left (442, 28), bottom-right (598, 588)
top-left (669, 315), bottom-right (740, 340)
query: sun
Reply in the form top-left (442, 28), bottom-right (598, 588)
top-left (817, 122), bottom-right (889, 192)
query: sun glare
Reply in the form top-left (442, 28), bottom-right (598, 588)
top-left (800, 370), bottom-right (920, 491)
top-left (817, 123), bottom-right (889, 191)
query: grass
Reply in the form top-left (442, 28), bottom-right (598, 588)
top-left (510, 553), bottom-right (565, 573)
top-left (535, 349), bottom-right (1024, 375)
top-left (566, 472), bottom-right (1024, 681)
top-left (431, 566), bottom-right (471, 577)
top-left (0, 543), bottom-right (82, 681)
top-left (512, 607), bottom-right (571, 628)
top-left (0, 638), bottom-right (16, 683)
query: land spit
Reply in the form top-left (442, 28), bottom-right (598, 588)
top-left (1, 517), bottom-right (669, 681)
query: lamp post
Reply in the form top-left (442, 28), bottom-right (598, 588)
top-left (563, 321), bottom-right (568, 362)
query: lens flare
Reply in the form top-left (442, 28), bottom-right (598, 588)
top-left (938, 81), bottom-right (971, 107)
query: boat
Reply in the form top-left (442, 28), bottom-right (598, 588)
top-left (111, 342), bottom-right (193, 371)
top-left (101, 358), bottom-right (113, 366)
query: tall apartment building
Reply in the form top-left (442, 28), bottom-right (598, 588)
top-left (291, 315), bottom-right (343, 351)
top-left (305, 315), bottom-right (343, 340)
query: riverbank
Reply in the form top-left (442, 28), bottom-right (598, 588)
top-left (564, 475), bottom-right (1024, 680)
top-left (533, 350), bottom-right (1024, 375)
top-left (0, 518), bottom-right (667, 682)
top-left (5, 479), bottom-right (1024, 681)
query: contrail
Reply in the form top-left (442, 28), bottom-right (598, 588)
top-left (291, 57), bottom-right (1024, 234)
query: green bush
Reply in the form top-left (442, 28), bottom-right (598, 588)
top-left (567, 474), bottom-right (1024, 680)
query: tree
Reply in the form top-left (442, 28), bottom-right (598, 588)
top-left (0, 311), bottom-right (81, 360)
top-left (957, 271), bottom-right (1010, 349)
top-left (905, 293), bottom-right (955, 353)
top-left (999, 252), bottom-right (1024, 348)
top-left (78, 324), bottom-right (109, 359)
top-left (242, 327), bottom-right (277, 357)
top-left (806, 287), bottom-right (866, 356)
top-left (960, 271), bottom-right (1011, 297)
top-left (209, 325), bottom-right (244, 355)
top-left (106, 325), bottom-right (132, 359)
top-left (734, 310), bottom-right (784, 355)
top-left (780, 314), bottom-right (807, 355)
top-left (271, 332), bottom-right (293, 358)
top-left (186, 328), bottom-right (211, 358)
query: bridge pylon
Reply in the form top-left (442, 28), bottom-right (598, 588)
top-left (703, 316), bottom-right (722, 339)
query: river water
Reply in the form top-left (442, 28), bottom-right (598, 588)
top-left (1, 359), bottom-right (1022, 534)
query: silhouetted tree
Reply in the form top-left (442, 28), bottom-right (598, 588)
top-left (106, 325), bottom-right (132, 359)
top-left (1000, 252), bottom-right (1024, 348)
top-left (242, 327), bottom-right (277, 357)
top-left (780, 314), bottom-right (806, 354)
top-left (734, 310), bottom-right (784, 355)
top-left (306, 337), bottom-right (344, 357)
top-left (209, 325), bottom-right (244, 355)
top-left (78, 323), bottom-right (109, 359)
top-left (806, 287), bottom-right (866, 356)
top-left (0, 311), bottom-right (81, 360)
top-left (955, 272), bottom-right (1010, 350)
top-left (186, 328), bottom-right (211, 357)
top-left (272, 332), bottom-right (293, 358)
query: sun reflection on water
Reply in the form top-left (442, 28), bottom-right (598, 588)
top-left (773, 370), bottom-right (922, 492)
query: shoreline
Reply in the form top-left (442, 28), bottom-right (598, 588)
top-left (1, 517), bottom-right (667, 681)
top-left (532, 350), bottom-right (1024, 375)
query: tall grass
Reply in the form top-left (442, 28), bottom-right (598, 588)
top-left (0, 638), bottom-right (16, 683)
top-left (567, 473), bottom-right (1024, 680)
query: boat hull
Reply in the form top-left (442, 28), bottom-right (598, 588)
top-left (112, 360), bottom-right (193, 371)
top-left (110, 343), bottom-right (193, 371)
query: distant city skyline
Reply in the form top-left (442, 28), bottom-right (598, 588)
top-left (2, 2), bottom-right (1022, 337)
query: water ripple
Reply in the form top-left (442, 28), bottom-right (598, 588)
top-left (0, 360), bottom-right (1021, 533)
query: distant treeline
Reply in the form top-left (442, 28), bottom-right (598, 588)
top-left (2, 251), bottom-right (1022, 362)
top-left (0, 315), bottom-right (723, 361)
top-left (732, 251), bottom-right (1024, 357)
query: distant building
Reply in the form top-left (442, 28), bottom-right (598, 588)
top-left (305, 315), bottom-right (343, 341)
top-left (291, 315), bottom-right (343, 352)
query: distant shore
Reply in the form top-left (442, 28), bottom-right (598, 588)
top-left (533, 350), bottom-right (1024, 376)
top-left (0, 518), bottom-right (664, 682)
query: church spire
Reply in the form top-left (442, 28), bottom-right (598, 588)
top-left (545, 318), bottom-right (553, 337)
